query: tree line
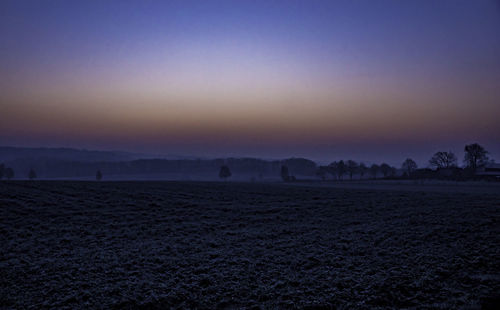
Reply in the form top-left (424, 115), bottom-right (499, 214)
top-left (309, 143), bottom-right (492, 182)
top-left (216, 143), bottom-right (494, 182)
top-left (315, 160), bottom-right (401, 181)
top-left (1, 143), bottom-right (494, 181)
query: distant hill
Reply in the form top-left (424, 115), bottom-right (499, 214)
top-left (0, 146), bottom-right (138, 162)
top-left (0, 146), bottom-right (197, 163)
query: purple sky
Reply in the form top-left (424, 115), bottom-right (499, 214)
top-left (1, 0), bottom-right (499, 166)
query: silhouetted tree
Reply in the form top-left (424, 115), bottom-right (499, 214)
top-left (464, 143), bottom-right (488, 170)
top-left (280, 165), bottom-right (290, 182)
top-left (380, 163), bottom-right (391, 178)
top-left (327, 162), bottom-right (338, 180)
top-left (0, 164), bottom-right (4, 180)
top-left (390, 166), bottom-right (397, 177)
top-left (96, 170), bottom-right (103, 181)
top-left (5, 168), bottom-right (14, 180)
top-left (358, 163), bottom-right (368, 179)
top-left (316, 166), bottom-right (328, 180)
top-left (429, 151), bottom-right (457, 169)
top-left (369, 164), bottom-right (379, 179)
top-left (346, 160), bottom-right (358, 180)
top-left (337, 160), bottom-right (346, 180)
top-left (402, 158), bottom-right (417, 176)
top-left (29, 168), bottom-right (37, 180)
top-left (219, 165), bottom-right (231, 180)
top-left (282, 158), bottom-right (317, 176)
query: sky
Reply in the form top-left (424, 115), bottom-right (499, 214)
top-left (1, 0), bottom-right (499, 165)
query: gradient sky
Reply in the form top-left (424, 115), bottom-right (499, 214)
top-left (1, 0), bottom-right (499, 165)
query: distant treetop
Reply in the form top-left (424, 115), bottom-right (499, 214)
top-left (29, 168), bottom-right (37, 180)
top-left (402, 158), bottom-right (417, 176)
top-left (429, 151), bottom-right (457, 169)
top-left (464, 143), bottom-right (488, 170)
top-left (219, 165), bottom-right (231, 180)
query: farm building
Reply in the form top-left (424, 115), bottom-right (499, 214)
top-left (476, 163), bottom-right (500, 180)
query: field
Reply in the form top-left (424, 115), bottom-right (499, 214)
top-left (1, 181), bottom-right (499, 309)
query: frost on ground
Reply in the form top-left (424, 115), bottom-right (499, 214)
top-left (1, 181), bottom-right (499, 309)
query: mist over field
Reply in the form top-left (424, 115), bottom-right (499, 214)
top-left (0, 146), bottom-right (319, 181)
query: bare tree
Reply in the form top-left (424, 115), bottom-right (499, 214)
top-left (369, 164), bottom-right (379, 179)
top-left (402, 158), bottom-right (417, 176)
top-left (328, 162), bottom-right (338, 180)
top-left (337, 160), bottom-right (346, 180)
top-left (316, 166), bottom-right (328, 180)
top-left (280, 165), bottom-right (289, 182)
top-left (358, 163), bottom-right (368, 179)
top-left (429, 151), bottom-right (457, 169)
top-left (29, 168), bottom-right (37, 180)
top-left (390, 166), bottom-right (397, 177)
top-left (219, 165), bottom-right (232, 180)
top-left (346, 160), bottom-right (358, 180)
top-left (380, 163), bottom-right (391, 178)
top-left (464, 143), bottom-right (488, 170)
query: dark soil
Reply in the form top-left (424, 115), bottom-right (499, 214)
top-left (1, 181), bottom-right (499, 309)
